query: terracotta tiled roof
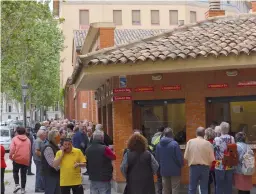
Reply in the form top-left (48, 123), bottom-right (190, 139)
top-left (73, 29), bottom-right (167, 51)
top-left (80, 14), bottom-right (256, 66)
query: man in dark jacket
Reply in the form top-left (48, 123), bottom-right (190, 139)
top-left (85, 130), bottom-right (116, 193)
top-left (72, 127), bottom-right (87, 154)
top-left (156, 128), bottom-right (184, 194)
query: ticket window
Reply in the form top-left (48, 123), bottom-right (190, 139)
top-left (206, 96), bottom-right (256, 143)
top-left (135, 100), bottom-right (186, 143)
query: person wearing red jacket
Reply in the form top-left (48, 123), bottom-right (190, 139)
top-left (1, 145), bottom-right (7, 194)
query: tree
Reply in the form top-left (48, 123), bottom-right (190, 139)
top-left (1, 1), bottom-right (64, 107)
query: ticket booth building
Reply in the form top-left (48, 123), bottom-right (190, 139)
top-left (71, 14), bottom-right (256, 191)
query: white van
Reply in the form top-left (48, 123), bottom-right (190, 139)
top-left (0, 126), bottom-right (12, 151)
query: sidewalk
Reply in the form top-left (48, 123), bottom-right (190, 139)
top-left (4, 158), bottom-right (120, 194)
top-left (4, 158), bottom-right (256, 194)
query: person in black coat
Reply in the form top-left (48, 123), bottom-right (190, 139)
top-left (26, 127), bottom-right (35, 175)
top-left (121, 133), bottom-right (159, 194)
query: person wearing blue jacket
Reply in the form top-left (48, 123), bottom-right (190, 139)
top-left (72, 127), bottom-right (87, 154)
top-left (155, 127), bottom-right (184, 194)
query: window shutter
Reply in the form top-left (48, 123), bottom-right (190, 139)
top-left (169, 10), bottom-right (178, 25)
top-left (132, 10), bottom-right (141, 25)
top-left (151, 10), bottom-right (159, 25)
top-left (79, 10), bottom-right (89, 26)
top-left (113, 10), bottom-right (122, 25)
top-left (190, 11), bottom-right (197, 23)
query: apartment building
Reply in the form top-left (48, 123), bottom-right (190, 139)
top-left (54, 0), bottom-right (251, 88)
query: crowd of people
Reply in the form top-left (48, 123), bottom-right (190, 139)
top-left (120, 121), bottom-right (254, 194)
top-left (0, 119), bottom-right (255, 194)
top-left (0, 119), bottom-right (115, 194)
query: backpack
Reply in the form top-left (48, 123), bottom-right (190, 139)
top-left (238, 144), bottom-right (255, 175)
top-left (222, 137), bottom-right (239, 167)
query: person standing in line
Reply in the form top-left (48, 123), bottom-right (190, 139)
top-left (85, 130), bottom-right (116, 194)
top-left (150, 126), bottom-right (165, 194)
top-left (156, 128), bottom-right (183, 194)
top-left (53, 138), bottom-right (86, 194)
top-left (184, 127), bottom-right (215, 194)
top-left (41, 130), bottom-right (61, 194)
top-left (1, 145), bottom-right (7, 194)
top-left (213, 122), bottom-right (236, 194)
top-left (9, 127), bottom-right (31, 194)
top-left (233, 132), bottom-right (253, 194)
top-left (121, 133), bottom-right (159, 194)
top-left (86, 127), bottom-right (93, 146)
top-left (33, 129), bottom-right (47, 193)
top-left (26, 127), bottom-right (35, 175)
top-left (72, 126), bottom-right (87, 154)
top-left (95, 124), bottom-right (113, 146)
top-left (204, 128), bottom-right (216, 194)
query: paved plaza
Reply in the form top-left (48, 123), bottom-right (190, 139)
top-left (4, 153), bottom-right (256, 194)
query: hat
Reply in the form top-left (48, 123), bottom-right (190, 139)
top-left (39, 126), bottom-right (46, 131)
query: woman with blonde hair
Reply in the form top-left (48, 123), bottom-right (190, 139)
top-left (121, 133), bottom-right (159, 194)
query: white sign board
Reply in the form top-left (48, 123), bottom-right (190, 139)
top-left (82, 103), bottom-right (87, 109)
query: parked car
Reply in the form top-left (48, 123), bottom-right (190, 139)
top-left (0, 126), bottom-right (12, 151)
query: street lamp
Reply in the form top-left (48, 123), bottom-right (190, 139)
top-left (22, 84), bottom-right (29, 128)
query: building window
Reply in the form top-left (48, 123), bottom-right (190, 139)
top-left (169, 10), bottom-right (178, 25)
top-left (151, 10), bottom-right (160, 25)
top-left (8, 104), bottom-right (12, 113)
top-left (132, 10), bottom-right (141, 25)
top-left (206, 97), bottom-right (256, 143)
top-left (113, 10), bottom-right (122, 25)
top-left (79, 10), bottom-right (89, 28)
top-left (190, 11), bottom-right (197, 23)
top-left (8, 115), bottom-right (11, 119)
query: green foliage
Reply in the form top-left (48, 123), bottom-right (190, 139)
top-left (1, 1), bottom-right (64, 106)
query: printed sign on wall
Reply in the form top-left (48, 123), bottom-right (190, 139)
top-left (208, 83), bottom-right (228, 89)
top-left (113, 88), bottom-right (132, 93)
top-left (237, 81), bottom-right (256, 87)
top-left (134, 87), bottom-right (154, 92)
top-left (112, 96), bottom-right (132, 101)
top-left (119, 76), bottom-right (127, 88)
top-left (82, 103), bottom-right (87, 109)
top-left (161, 85), bottom-right (181, 91)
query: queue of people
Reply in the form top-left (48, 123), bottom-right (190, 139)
top-left (121, 122), bottom-right (254, 194)
top-left (1, 119), bottom-right (255, 194)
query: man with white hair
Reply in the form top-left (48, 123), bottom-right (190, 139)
top-left (213, 121), bottom-right (235, 194)
top-left (85, 130), bottom-right (116, 194)
top-left (95, 124), bottom-right (113, 146)
top-left (33, 129), bottom-right (48, 192)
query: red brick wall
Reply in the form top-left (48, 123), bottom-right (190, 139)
top-left (53, 0), bottom-right (59, 17)
top-left (99, 28), bottom-right (115, 49)
top-left (252, 1), bottom-right (256, 12)
top-left (70, 27), bottom-right (115, 123)
top-left (205, 10), bottom-right (225, 18)
top-left (108, 68), bottom-right (256, 184)
top-left (112, 100), bottom-right (133, 182)
top-left (66, 86), bottom-right (75, 120)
